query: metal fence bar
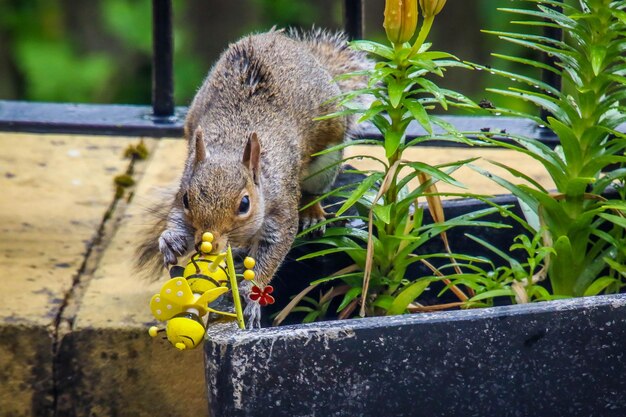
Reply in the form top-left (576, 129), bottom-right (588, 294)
top-left (152, 0), bottom-right (175, 119)
top-left (344, 0), bottom-right (364, 40)
top-left (540, 0), bottom-right (563, 122)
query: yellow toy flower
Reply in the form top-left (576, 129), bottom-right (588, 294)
top-left (147, 232), bottom-right (259, 349)
top-left (183, 253), bottom-right (228, 293)
top-left (200, 232), bottom-right (214, 254)
top-left (244, 257), bottom-right (256, 269)
top-left (150, 277), bottom-right (229, 321)
top-left (243, 269), bottom-right (255, 280)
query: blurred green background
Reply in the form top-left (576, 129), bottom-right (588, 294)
top-left (0, 0), bottom-right (541, 112)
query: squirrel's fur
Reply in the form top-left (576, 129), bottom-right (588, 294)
top-left (136, 29), bottom-right (371, 325)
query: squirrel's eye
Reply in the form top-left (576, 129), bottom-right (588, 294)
top-left (182, 192), bottom-right (190, 210)
top-left (238, 195), bottom-right (250, 215)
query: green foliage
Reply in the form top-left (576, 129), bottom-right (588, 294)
top-left (457, 227), bottom-right (558, 307)
top-left (102, 0), bottom-right (153, 54)
top-left (0, 0), bottom-right (547, 106)
top-left (282, 6), bottom-right (508, 322)
top-left (251, 0), bottom-right (319, 27)
top-left (15, 40), bottom-right (114, 102)
top-left (475, 0), bottom-right (626, 297)
top-left (278, 0), bottom-right (626, 324)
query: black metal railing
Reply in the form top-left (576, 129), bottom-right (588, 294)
top-left (344, 0), bottom-right (364, 41)
top-left (0, 0), bottom-right (564, 141)
top-left (152, 0), bottom-right (175, 121)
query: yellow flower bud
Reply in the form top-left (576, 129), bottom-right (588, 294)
top-left (384, 0), bottom-right (419, 44)
top-left (419, 0), bottom-right (447, 18)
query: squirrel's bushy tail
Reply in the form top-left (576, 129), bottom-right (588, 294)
top-left (134, 196), bottom-right (171, 280)
top-left (288, 28), bottom-right (373, 133)
top-left (287, 28), bottom-right (371, 91)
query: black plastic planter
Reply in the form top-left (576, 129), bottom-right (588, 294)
top-left (204, 194), bottom-right (626, 417)
top-left (205, 293), bottom-right (626, 417)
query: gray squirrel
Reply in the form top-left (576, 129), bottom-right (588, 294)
top-left (136, 28), bottom-right (371, 328)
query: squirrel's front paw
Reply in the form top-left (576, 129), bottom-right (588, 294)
top-left (158, 229), bottom-right (189, 266)
top-left (299, 201), bottom-right (331, 237)
top-left (239, 280), bottom-right (262, 329)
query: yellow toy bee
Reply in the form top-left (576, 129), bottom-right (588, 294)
top-left (148, 232), bottom-right (256, 350)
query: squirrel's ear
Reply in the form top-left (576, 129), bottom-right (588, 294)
top-left (243, 132), bottom-right (261, 184)
top-left (193, 127), bottom-right (206, 166)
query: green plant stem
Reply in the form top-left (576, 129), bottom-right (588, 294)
top-left (410, 16), bottom-right (434, 58)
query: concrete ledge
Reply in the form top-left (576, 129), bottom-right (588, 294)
top-left (0, 132), bottom-right (557, 416)
top-left (55, 328), bottom-right (206, 417)
top-left (0, 132), bottom-right (137, 417)
top-left (0, 325), bottom-right (54, 416)
top-left (62, 139), bottom-right (210, 417)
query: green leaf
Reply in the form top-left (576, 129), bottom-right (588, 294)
top-left (373, 204), bottom-right (393, 225)
top-left (465, 234), bottom-right (525, 272)
top-left (476, 134), bottom-right (567, 189)
top-left (590, 45), bottom-right (607, 76)
top-left (486, 88), bottom-right (568, 123)
top-left (371, 113), bottom-right (391, 134)
top-left (606, 258), bottom-right (626, 279)
top-left (518, 198), bottom-right (541, 233)
top-left (547, 117), bottom-right (581, 171)
top-left (415, 51), bottom-right (458, 61)
top-left (491, 53), bottom-right (561, 76)
top-left (387, 77), bottom-right (404, 109)
top-left (314, 108), bottom-right (361, 121)
top-left (487, 160), bottom-right (548, 193)
top-left (310, 272), bottom-right (364, 286)
top-left (599, 213), bottom-right (626, 230)
top-left (349, 40), bottom-right (394, 60)
top-left (297, 215), bottom-right (367, 238)
top-left (336, 172), bottom-right (383, 217)
top-left (372, 295), bottom-right (395, 311)
top-left (358, 104), bottom-right (386, 124)
top-left (290, 306), bottom-right (315, 313)
top-left (303, 311), bottom-right (321, 323)
top-left (311, 139), bottom-right (381, 157)
top-left (467, 288), bottom-right (515, 303)
top-left (470, 164), bottom-right (538, 210)
top-left (296, 247), bottom-right (363, 261)
top-left (387, 279), bottom-right (432, 316)
top-left (385, 129), bottom-right (404, 159)
top-left (337, 287), bottom-right (362, 312)
top-left (404, 161), bottom-right (466, 189)
top-left (413, 78), bottom-right (448, 110)
top-left (405, 99), bottom-right (432, 134)
top-left (583, 277), bottom-right (620, 297)
top-left (477, 65), bottom-right (560, 96)
top-left (495, 7), bottom-right (576, 29)
top-left (323, 227), bottom-right (382, 250)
